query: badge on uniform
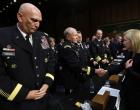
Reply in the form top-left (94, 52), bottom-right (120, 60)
top-left (2, 45), bottom-right (15, 57)
top-left (41, 36), bottom-right (49, 49)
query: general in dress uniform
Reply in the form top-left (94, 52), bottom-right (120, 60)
top-left (0, 3), bottom-right (54, 110)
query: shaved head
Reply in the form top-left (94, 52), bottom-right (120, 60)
top-left (17, 3), bottom-right (42, 34)
top-left (18, 3), bottom-right (41, 15)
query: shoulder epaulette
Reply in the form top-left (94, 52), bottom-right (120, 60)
top-left (64, 45), bottom-right (71, 48)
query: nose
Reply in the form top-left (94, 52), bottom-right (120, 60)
top-left (35, 22), bottom-right (40, 28)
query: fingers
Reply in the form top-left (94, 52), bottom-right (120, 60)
top-left (125, 59), bottom-right (133, 69)
top-left (26, 90), bottom-right (46, 100)
top-left (40, 84), bottom-right (48, 92)
top-left (128, 59), bottom-right (133, 63)
top-left (95, 68), bottom-right (106, 77)
top-left (34, 90), bottom-right (46, 100)
top-left (34, 84), bottom-right (49, 100)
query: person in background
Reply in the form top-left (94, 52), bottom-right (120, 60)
top-left (102, 37), bottom-right (113, 69)
top-left (85, 37), bottom-right (90, 46)
top-left (59, 27), bottom-right (105, 99)
top-left (77, 31), bottom-right (92, 66)
top-left (109, 34), bottom-right (123, 58)
top-left (91, 35), bottom-right (96, 42)
top-left (59, 27), bottom-right (82, 95)
top-left (90, 29), bottom-right (107, 69)
top-left (49, 37), bottom-right (57, 53)
top-left (48, 37), bottom-right (59, 93)
top-left (0, 3), bottom-right (54, 110)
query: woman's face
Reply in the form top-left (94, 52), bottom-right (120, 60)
top-left (123, 35), bottom-right (132, 51)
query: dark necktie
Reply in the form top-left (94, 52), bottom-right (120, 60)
top-left (25, 35), bottom-right (32, 46)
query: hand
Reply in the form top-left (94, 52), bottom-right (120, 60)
top-left (39, 84), bottom-right (49, 93)
top-left (26, 90), bottom-right (46, 100)
top-left (101, 59), bottom-right (107, 64)
top-left (95, 68), bottom-right (107, 77)
top-left (26, 84), bottom-right (49, 100)
top-left (34, 84), bottom-right (49, 100)
top-left (125, 59), bottom-right (133, 69)
top-left (93, 61), bottom-right (98, 65)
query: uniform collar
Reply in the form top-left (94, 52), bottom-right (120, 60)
top-left (17, 23), bottom-right (33, 45)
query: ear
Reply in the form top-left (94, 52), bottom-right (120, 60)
top-left (17, 12), bottom-right (22, 22)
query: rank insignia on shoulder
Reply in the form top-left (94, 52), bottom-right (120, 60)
top-left (64, 45), bottom-right (71, 48)
top-left (96, 56), bottom-right (102, 62)
top-left (44, 58), bottom-right (48, 63)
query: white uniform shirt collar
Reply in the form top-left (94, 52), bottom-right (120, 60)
top-left (17, 23), bottom-right (33, 45)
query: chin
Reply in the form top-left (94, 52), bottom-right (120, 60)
top-left (30, 30), bottom-right (36, 33)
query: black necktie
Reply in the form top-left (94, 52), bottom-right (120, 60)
top-left (25, 35), bottom-right (32, 46)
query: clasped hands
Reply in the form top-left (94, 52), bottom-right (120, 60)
top-left (95, 68), bottom-right (107, 77)
top-left (26, 84), bottom-right (49, 100)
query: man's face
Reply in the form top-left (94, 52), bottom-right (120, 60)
top-left (69, 33), bottom-right (78, 43)
top-left (66, 29), bottom-right (78, 43)
top-left (18, 9), bottom-right (42, 34)
top-left (50, 39), bottom-right (55, 47)
top-left (77, 33), bottom-right (82, 43)
top-left (117, 36), bottom-right (122, 43)
top-left (96, 30), bottom-right (103, 39)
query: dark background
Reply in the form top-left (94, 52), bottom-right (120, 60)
top-left (1, 0), bottom-right (140, 40)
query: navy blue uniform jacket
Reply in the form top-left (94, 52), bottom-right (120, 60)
top-left (0, 25), bottom-right (54, 110)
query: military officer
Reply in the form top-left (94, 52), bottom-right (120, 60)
top-left (0, 3), bottom-right (54, 110)
top-left (90, 29), bottom-right (107, 68)
top-left (59, 27), bottom-right (104, 98)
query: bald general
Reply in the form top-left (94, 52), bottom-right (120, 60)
top-left (17, 3), bottom-right (42, 34)
top-left (18, 3), bottom-right (41, 15)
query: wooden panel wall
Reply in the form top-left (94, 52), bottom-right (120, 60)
top-left (0, 0), bottom-right (140, 39)
top-left (44, 0), bottom-right (140, 39)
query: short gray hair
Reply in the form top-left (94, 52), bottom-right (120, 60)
top-left (64, 27), bottom-right (77, 37)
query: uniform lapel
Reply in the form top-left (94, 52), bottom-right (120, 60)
top-left (32, 33), bottom-right (41, 55)
top-left (12, 27), bottom-right (33, 54)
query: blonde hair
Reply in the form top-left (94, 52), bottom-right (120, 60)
top-left (124, 29), bottom-right (140, 53)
